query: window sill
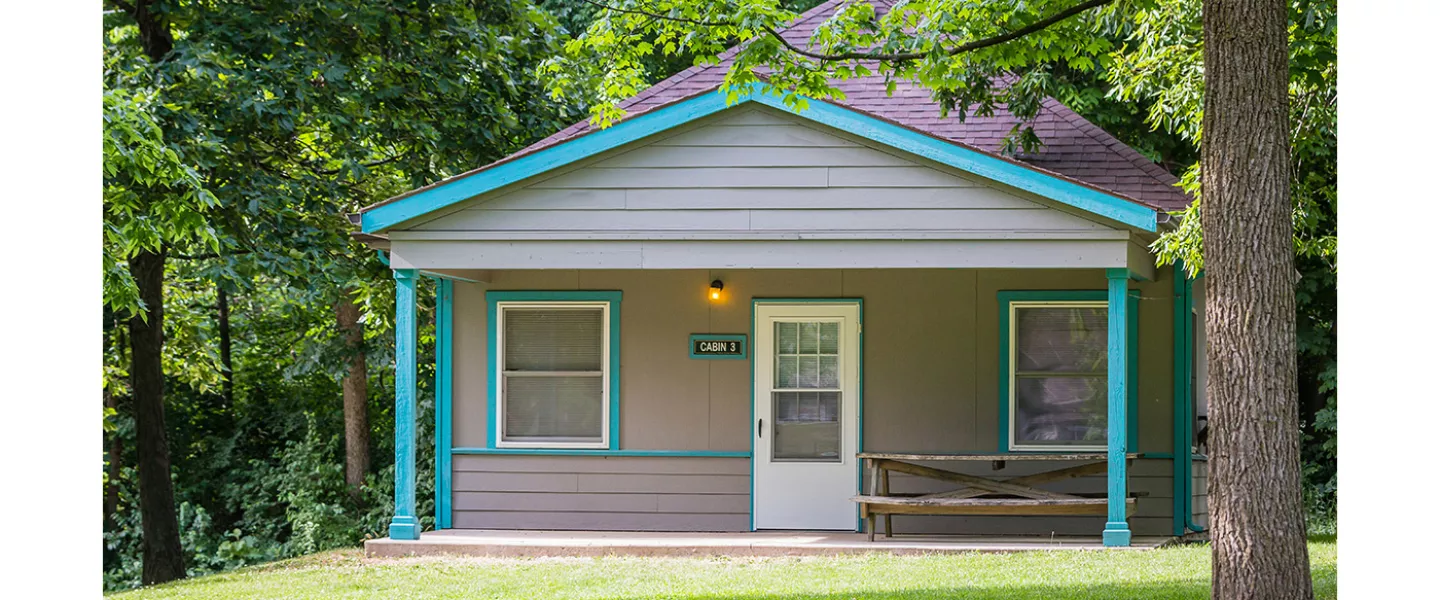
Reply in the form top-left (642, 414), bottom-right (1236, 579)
top-left (451, 448), bottom-right (752, 458)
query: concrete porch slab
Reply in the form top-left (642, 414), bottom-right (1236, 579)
top-left (364, 530), bottom-right (1178, 558)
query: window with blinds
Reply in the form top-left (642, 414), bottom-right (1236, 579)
top-left (498, 303), bottom-right (608, 447)
top-left (1010, 302), bottom-right (1109, 449)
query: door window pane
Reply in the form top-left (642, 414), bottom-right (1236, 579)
top-left (771, 318), bottom-right (843, 461)
top-left (773, 391), bottom-right (841, 461)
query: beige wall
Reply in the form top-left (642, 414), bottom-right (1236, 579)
top-left (453, 267), bottom-right (1177, 454)
top-left (449, 267), bottom-right (1185, 535)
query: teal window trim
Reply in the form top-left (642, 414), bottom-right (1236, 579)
top-left (452, 448), bottom-right (749, 458)
top-left (749, 298), bottom-right (865, 532)
top-left (689, 333), bottom-right (748, 360)
top-left (485, 290), bottom-right (623, 450)
top-left (360, 84), bottom-right (1158, 234)
top-left (996, 290), bottom-right (1139, 453)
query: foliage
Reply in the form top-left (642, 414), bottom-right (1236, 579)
top-left (1105, 0), bottom-right (1337, 516)
top-left (1120, 0), bottom-right (1337, 277)
top-left (542, 0), bottom-right (1144, 154)
top-left (105, 539), bottom-right (1340, 599)
top-left (102, 86), bottom-right (219, 319)
top-left (102, 0), bottom-right (571, 589)
top-left (104, 270), bottom-right (442, 590)
top-left (101, 0), bottom-right (1340, 589)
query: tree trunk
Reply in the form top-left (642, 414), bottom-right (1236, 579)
top-left (1201, 1), bottom-right (1312, 599)
top-left (217, 286), bottom-right (234, 407)
top-left (127, 249), bottom-right (187, 585)
top-left (104, 384), bottom-right (121, 530)
top-left (336, 289), bottom-right (371, 491)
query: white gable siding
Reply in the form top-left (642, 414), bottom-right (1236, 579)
top-left (388, 105), bottom-right (1148, 271)
top-left (402, 106), bottom-right (1115, 237)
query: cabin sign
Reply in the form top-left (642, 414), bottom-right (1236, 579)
top-left (689, 334), bottom-right (747, 359)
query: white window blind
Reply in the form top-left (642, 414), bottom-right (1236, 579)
top-left (500, 306), bottom-right (606, 446)
top-left (1012, 304), bottom-right (1108, 448)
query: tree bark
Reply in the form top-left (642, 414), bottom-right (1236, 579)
top-left (217, 287), bottom-right (234, 407)
top-left (104, 384), bottom-right (122, 529)
top-left (127, 249), bottom-right (187, 585)
top-left (336, 289), bottom-right (371, 491)
top-left (1201, 1), bottom-right (1312, 599)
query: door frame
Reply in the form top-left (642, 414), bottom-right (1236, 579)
top-left (749, 298), bottom-right (864, 531)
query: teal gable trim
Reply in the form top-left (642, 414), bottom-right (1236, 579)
top-left (485, 290), bottom-right (623, 450)
top-left (996, 290), bottom-right (1138, 453)
top-left (452, 448), bottom-right (749, 458)
top-left (360, 84), bottom-right (1158, 233)
top-left (689, 334), bottom-right (748, 360)
top-left (432, 278), bottom-right (454, 530)
top-left (769, 94), bottom-right (1157, 232)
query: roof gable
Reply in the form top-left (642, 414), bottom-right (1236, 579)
top-left (360, 85), bottom-right (1158, 233)
top-left (516, 0), bottom-right (1189, 212)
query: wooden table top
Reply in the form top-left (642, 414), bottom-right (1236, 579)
top-left (857, 452), bottom-right (1140, 461)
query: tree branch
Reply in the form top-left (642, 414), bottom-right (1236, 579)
top-left (581, 0), bottom-right (1116, 63)
top-left (169, 250), bottom-right (252, 261)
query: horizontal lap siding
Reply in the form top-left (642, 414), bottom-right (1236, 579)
top-left (406, 106), bottom-right (1120, 238)
top-left (1192, 460), bottom-right (1209, 527)
top-left (442, 268), bottom-right (1189, 537)
top-left (452, 455), bottom-right (750, 532)
top-left (860, 459), bottom-right (1176, 537)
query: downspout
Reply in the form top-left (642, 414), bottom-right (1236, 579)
top-left (1184, 272), bottom-right (1207, 534)
top-left (1172, 262), bottom-right (1206, 535)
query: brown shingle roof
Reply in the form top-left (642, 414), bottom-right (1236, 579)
top-left (515, 0), bottom-right (1190, 212)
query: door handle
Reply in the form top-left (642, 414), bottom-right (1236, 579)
top-left (758, 418), bottom-right (764, 438)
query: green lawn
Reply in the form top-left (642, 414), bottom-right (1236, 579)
top-left (110, 538), bottom-right (1337, 600)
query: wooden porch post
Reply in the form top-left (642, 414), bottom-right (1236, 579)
top-left (1103, 268), bottom-right (1133, 547)
top-left (388, 269), bottom-right (422, 540)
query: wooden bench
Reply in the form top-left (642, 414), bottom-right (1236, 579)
top-left (854, 453), bottom-right (1140, 541)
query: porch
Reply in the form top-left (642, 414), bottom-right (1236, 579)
top-left (357, 92), bottom-right (1208, 549)
top-left (363, 529), bottom-right (1180, 558)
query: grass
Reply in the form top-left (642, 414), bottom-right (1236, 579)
top-left (109, 537), bottom-right (1337, 600)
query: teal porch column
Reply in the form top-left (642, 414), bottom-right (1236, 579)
top-left (1103, 268), bottom-right (1133, 547)
top-left (388, 269), bottom-right (421, 540)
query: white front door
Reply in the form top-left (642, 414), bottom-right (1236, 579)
top-left (753, 301), bottom-right (860, 530)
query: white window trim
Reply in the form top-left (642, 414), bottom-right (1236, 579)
top-left (1007, 300), bottom-right (1108, 453)
top-left (494, 300), bottom-right (611, 449)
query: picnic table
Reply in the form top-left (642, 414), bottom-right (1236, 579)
top-left (853, 452), bottom-right (1140, 541)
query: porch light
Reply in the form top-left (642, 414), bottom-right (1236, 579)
top-left (709, 280), bottom-right (724, 301)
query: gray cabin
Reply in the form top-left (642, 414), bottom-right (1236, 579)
top-left (352, 2), bottom-right (1207, 548)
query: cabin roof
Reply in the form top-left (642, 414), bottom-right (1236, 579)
top-left (513, 0), bottom-right (1190, 213)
